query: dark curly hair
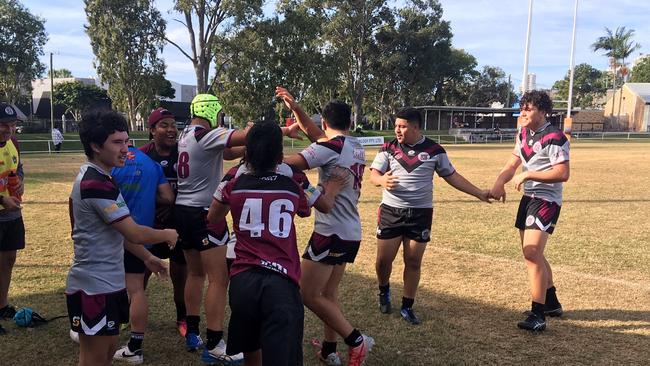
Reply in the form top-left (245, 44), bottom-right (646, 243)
top-left (520, 90), bottom-right (553, 115)
top-left (79, 109), bottom-right (128, 159)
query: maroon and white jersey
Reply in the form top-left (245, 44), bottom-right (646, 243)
top-left (514, 122), bottom-right (570, 205)
top-left (175, 125), bottom-right (233, 208)
top-left (298, 135), bottom-right (365, 241)
top-left (214, 162), bottom-right (320, 207)
top-left (217, 172), bottom-right (311, 284)
top-left (215, 162), bottom-right (321, 260)
top-left (371, 136), bottom-right (455, 208)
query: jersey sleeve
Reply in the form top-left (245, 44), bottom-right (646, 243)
top-left (213, 165), bottom-right (240, 201)
top-left (370, 145), bottom-right (390, 173)
top-left (292, 169), bottom-right (321, 207)
top-left (548, 137), bottom-right (570, 165)
top-left (299, 141), bottom-right (339, 169)
top-left (216, 178), bottom-right (234, 204)
top-left (435, 151), bottom-right (456, 178)
top-left (198, 127), bottom-right (234, 152)
top-left (80, 177), bottom-right (130, 224)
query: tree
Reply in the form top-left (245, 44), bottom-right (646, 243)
top-left (216, 2), bottom-right (340, 123)
top-left (592, 26), bottom-right (641, 115)
top-left (630, 57), bottom-right (650, 83)
top-left (436, 48), bottom-right (478, 106)
top-left (0, 0), bottom-right (48, 103)
top-left (552, 63), bottom-right (606, 108)
top-left (167, 0), bottom-right (263, 93)
top-left (321, 0), bottom-right (392, 128)
top-left (367, 0), bottom-right (455, 127)
top-left (48, 68), bottom-right (74, 78)
top-left (52, 81), bottom-right (110, 121)
top-left (465, 66), bottom-right (515, 107)
top-left (85, 0), bottom-right (168, 130)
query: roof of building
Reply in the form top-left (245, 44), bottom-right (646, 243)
top-left (625, 83), bottom-right (650, 104)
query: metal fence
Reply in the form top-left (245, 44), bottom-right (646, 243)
top-left (16, 132), bottom-right (650, 154)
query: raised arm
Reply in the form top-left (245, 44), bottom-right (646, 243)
top-left (276, 86), bottom-right (326, 142)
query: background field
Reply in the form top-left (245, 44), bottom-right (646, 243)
top-left (2, 141), bottom-right (650, 365)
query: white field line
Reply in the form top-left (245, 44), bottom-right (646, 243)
top-left (431, 246), bottom-right (650, 292)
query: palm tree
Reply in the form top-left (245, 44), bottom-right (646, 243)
top-left (592, 27), bottom-right (641, 117)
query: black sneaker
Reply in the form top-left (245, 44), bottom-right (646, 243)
top-left (544, 303), bottom-right (563, 317)
top-left (379, 291), bottom-right (392, 314)
top-left (517, 313), bottom-right (546, 331)
top-left (400, 307), bottom-right (421, 325)
top-left (0, 305), bottom-right (16, 319)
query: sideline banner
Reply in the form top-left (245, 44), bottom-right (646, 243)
top-left (357, 136), bottom-right (384, 146)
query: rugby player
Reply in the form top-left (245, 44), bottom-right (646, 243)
top-left (66, 109), bottom-right (177, 366)
top-left (276, 87), bottom-right (373, 366)
top-left (112, 140), bottom-right (174, 364)
top-left (489, 90), bottom-right (570, 331)
top-left (175, 94), bottom-right (299, 363)
top-left (370, 107), bottom-right (491, 325)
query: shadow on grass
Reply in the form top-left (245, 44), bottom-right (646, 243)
top-left (2, 272), bottom-right (649, 365)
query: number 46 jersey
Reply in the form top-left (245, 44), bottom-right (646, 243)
top-left (216, 171), bottom-right (311, 285)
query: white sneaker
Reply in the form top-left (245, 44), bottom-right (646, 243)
top-left (201, 339), bottom-right (243, 364)
top-left (69, 329), bottom-right (79, 344)
top-left (113, 345), bottom-right (144, 364)
top-left (317, 350), bottom-right (342, 366)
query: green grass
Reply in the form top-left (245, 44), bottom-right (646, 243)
top-left (3, 142), bottom-right (650, 365)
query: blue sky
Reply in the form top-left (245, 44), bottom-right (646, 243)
top-left (24, 0), bottom-right (650, 92)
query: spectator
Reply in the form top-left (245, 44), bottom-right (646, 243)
top-left (52, 126), bottom-right (64, 152)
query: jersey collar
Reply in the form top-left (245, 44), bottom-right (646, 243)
top-left (402, 135), bottom-right (425, 148)
top-left (529, 121), bottom-right (551, 136)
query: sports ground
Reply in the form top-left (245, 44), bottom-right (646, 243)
top-left (3, 140), bottom-right (649, 365)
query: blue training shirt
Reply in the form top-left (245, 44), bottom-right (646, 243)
top-left (112, 146), bottom-right (167, 227)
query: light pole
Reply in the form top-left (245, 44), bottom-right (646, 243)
top-left (564, 0), bottom-right (579, 140)
top-left (521, 0), bottom-right (534, 93)
top-left (50, 52), bottom-right (54, 132)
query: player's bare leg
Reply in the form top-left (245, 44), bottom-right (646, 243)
top-left (375, 237), bottom-right (402, 315)
top-left (183, 249), bottom-right (205, 349)
top-left (113, 273), bottom-right (147, 362)
top-left (518, 229), bottom-right (550, 331)
top-left (402, 238), bottom-right (426, 299)
top-left (400, 238), bottom-right (426, 324)
top-left (79, 334), bottom-right (118, 366)
top-left (375, 237), bottom-right (402, 287)
top-left (200, 246), bottom-right (228, 333)
top-left (301, 261), bottom-right (353, 338)
top-left (322, 264), bottom-right (346, 343)
top-left (183, 250), bottom-right (205, 318)
top-left (0, 250), bottom-right (17, 309)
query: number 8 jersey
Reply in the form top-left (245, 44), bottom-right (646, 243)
top-left (176, 125), bottom-right (234, 208)
top-left (217, 171), bottom-right (311, 285)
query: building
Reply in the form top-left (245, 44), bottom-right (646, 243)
top-left (160, 80), bottom-right (197, 103)
top-left (603, 83), bottom-right (650, 132)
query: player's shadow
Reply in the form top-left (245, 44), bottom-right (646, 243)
top-left (5, 273), bottom-right (650, 366)
top-left (318, 271), bottom-right (650, 366)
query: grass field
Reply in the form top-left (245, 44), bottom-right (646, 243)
top-left (3, 141), bottom-right (650, 365)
